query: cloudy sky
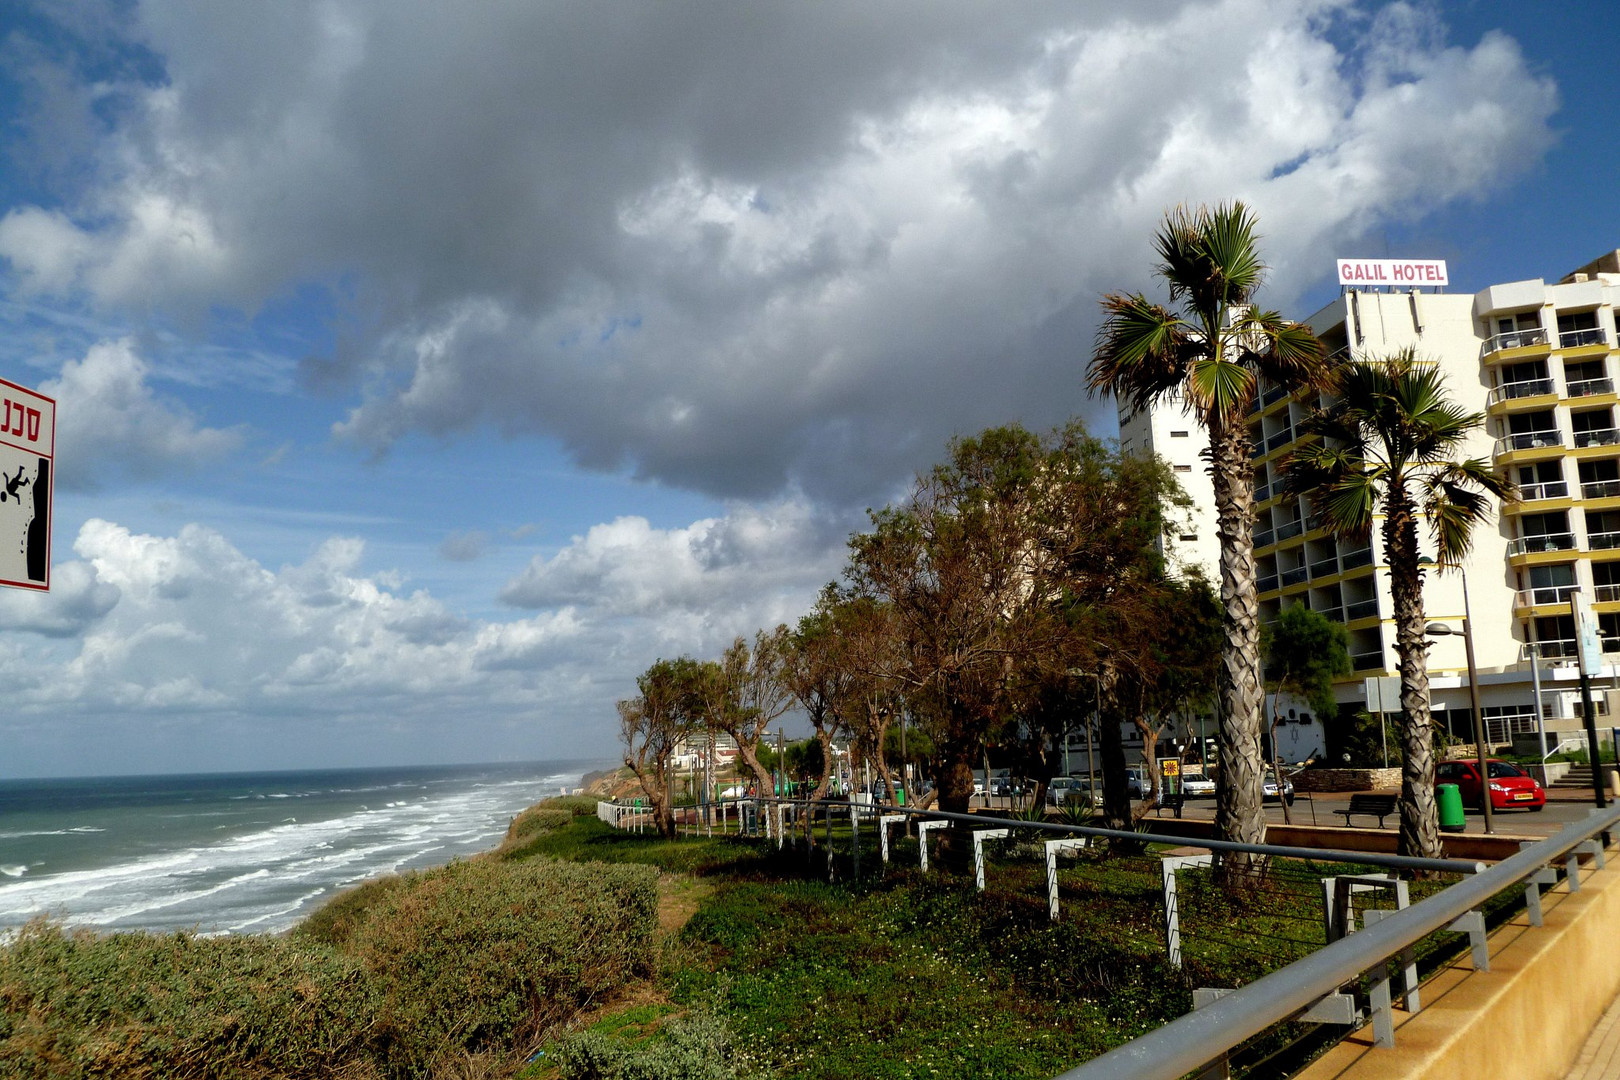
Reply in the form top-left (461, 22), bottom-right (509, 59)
top-left (0, 0), bottom-right (1611, 777)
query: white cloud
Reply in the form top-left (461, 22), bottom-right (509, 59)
top-left (0, 508), bottom-right (838, 771)
top-left (0, 0), bottom-right (1558, 505)
top-left (499, 501), bottom-right (844, 625)
top-left (39, 339), bottom-right (243, 489)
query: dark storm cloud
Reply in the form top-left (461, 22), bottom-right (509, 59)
top-left (0, 0), bottom-right (1557, 504)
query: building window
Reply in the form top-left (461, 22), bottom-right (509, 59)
top-left (1171, 430), bottom-right (1189, 438)
top-left (1179, 533), bottom-right (1197, 542)
top-left (1174, 464), bottom-right (1193, 473)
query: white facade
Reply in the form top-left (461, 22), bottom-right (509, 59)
top-left (1120, 249), bottom-right (1620, 753)
top-left (1118, 393), bottom-right (1220, 582)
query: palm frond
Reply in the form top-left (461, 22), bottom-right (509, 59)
top-left (1184, 355), bottom-right (1255, 423)
top-left (1088, 294), bottom-right (1194, 414)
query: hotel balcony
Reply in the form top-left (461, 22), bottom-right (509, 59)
top-left (1344, 597), bottom-right (1380, 620)
top-left (1340, 546), bottom-right (1374, 570)
top-left (1524, 638), bottom-right (1579, 660)
top-left (1517, 480), bottom-right (1569, 501)
top-left (1514, 584), bottom-right (1579, 610)
top-left (1560, 327), bottom-right (1608, 350)
top-left (1485, 379), bottom-right (1556, 409)
top-left (1481, 326), bottom-right (1550, 361)
top-left (1494, 429), bottom-right (1564, 456)
top-left (1581, 479), bottom-right (1620, 500)
top-left (1574, 427), bottom-right (1620, 449)
top-left (1507, 533), bottom-right (1577, 557)
top-left (1568, 377), bottom-right (1616, 399)
top-left (1589, 530), bottom-right (1620, 551)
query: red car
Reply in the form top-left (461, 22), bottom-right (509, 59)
top-left (1434, 758), bottom-right (1546, 811)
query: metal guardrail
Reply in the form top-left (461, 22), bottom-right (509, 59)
top-left (1574, 427), bottom-right (1620, 448)
top-left (1517, 480), bottom-right (1568, 501)
top-left (1053, 802), bottom-right (1620, 1080)
top-left (1561, 327), bottom-right (1607, 349)
top-left (746, 797), bottom-right (1477, 878)
top-left (1486, 379), bottom-right (1554, 406)
top-left (1481, 327), bottom-right (1549, 356)
top-left (1507, 532), bottom-right (1576, 556)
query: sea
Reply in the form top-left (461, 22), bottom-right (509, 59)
top-left (0, 759), bottom-right (611, 937)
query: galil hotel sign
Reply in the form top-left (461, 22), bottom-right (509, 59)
top-left (1336, 258), bottom-right (1448, 287)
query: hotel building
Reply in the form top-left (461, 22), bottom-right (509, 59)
top-left (1120, 249), bottom-right (1620, 756)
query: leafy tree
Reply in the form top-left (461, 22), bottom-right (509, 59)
top-left (706, 627), bottom-right (795, 798)
top-left (847, 426), bottom-right (1057, 829)
top-left (783, 590), bottom-right (854, 799)
top-left (1127, 574), bottom-right (1223, 816)
top-left (1287, 349), bottom-right (1512, 858)
top-left (619, 657), bottom-right (708, 838)
top-left (848, 421), bottom-right (1184, 839)
top-left (783, 738), bottom-right (824, 785)
top-left (1088, 202), bottom-right (1324, 875)
top-left (1261, 603), bottom-right (1351, 823)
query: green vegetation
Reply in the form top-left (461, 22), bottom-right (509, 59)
top-left (1, 796), bottom-right (1490, 1080)
top-left (1, 803), bottom-right (659, 1080)
top-left (0, 921), bottom-right (379, 1078)
top-left (345, 858), bottom-right (657, 1077)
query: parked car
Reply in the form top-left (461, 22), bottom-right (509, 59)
top-left (1124, 767), bottom-right (1146, 798)
top-left (1434, 758), bottom-right (1545, 811)
top-left (1181, 773), bottom-right (1215, 797)
top-left (1262, 777), bottom-right (1296, 805)
top-left (1047, 777), bottom-right (1088, 806)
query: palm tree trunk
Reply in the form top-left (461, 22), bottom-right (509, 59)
top-left (1209, 419), bottom-right (1267, 882)
top-left (1384, 495), bottom-right (1442, 860)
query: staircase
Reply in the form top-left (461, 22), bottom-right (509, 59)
top-left (1554, 764), bottom-right (1604, 791)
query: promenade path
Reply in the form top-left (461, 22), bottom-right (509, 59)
top-left (1565, 987), bottom-right (1620, 1080)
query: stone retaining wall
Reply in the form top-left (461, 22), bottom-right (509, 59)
top-left (1291, 767), bottom-right (1401, 793)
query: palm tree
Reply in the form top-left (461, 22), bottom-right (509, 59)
top-left (1088, 202), bottom-right (1323, 873)
top-left (1287, 349), bottom-right (1513, 860)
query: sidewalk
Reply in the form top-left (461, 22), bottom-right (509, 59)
top-left (1565, 984), bottom-right (1620, 1080)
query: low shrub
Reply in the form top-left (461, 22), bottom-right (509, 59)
top-left (551, 1009), bottom-right (756, 1080)
top-left (546, 795), bottom-right (604, 817)
top-left (349, 857), bottom-right (658, 1077)
top-left (496, 808), bottom-right (575, 861)
top-left (0, 919), bottom-right (380, 1079)
top-left (293, 873), bottom-right (411, 951)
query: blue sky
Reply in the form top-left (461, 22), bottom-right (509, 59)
top-left (0, 0), bottom-right (1610, 778)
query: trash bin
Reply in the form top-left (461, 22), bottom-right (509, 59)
top-left (1437, 783), bottom-right (1465, 833)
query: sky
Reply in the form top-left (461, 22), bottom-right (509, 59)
top-left (0, 0), bottom-right (1613, 778)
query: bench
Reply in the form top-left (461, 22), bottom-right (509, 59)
top-left (1335, 792), bottom-right (1398, 828)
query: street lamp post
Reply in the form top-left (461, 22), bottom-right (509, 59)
top-left (1426, 570), bottom-right (1493, 834)
top-left (1526, 640), bottom-right (1547, 760)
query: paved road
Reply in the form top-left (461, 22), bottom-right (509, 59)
top-left (977, 786), bottom-right (1616, 840)
top-left (1148, 787), bottom-right (1609, 839)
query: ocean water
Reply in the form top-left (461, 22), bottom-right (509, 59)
top-left (0, 760), bottom-right (609, 936)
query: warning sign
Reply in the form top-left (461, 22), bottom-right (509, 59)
top-left (0, 377), bottom-right (54, 591)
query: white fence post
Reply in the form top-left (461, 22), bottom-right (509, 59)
top-left (1160, 854), bottom-right (1213, 970)
top-left (879, 814), bottom-right (906, 863)
top-left (972, 828), bottom-right (1010, 891)
top-left (1044, 839), bottom-right (1087, 920)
